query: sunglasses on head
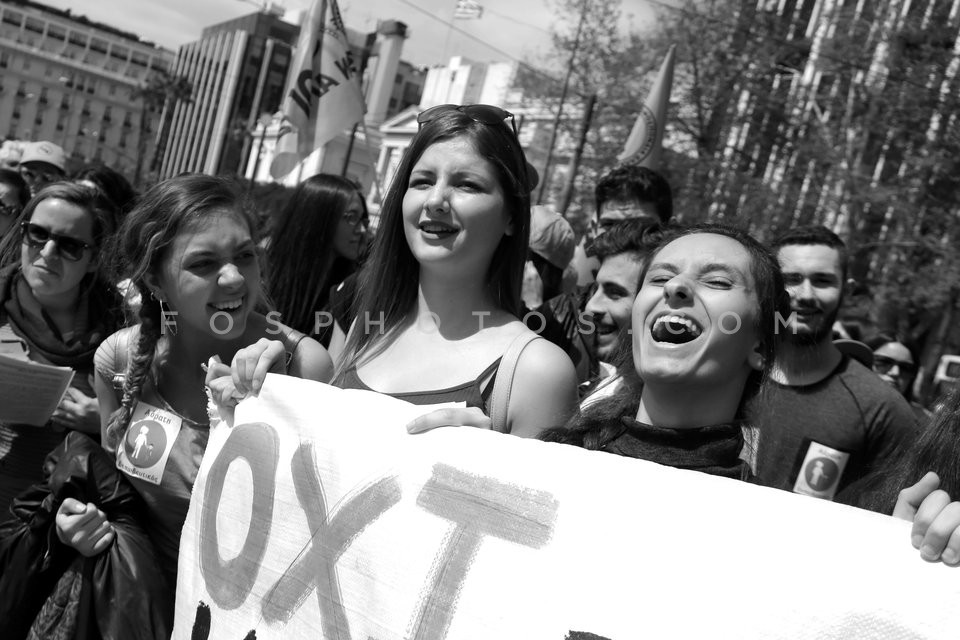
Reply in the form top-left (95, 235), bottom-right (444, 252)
top-left (20, 221), bottom-right (94, 261)
top-left (417, 104), bottom-right (518, 137)
top-left (873, 354), bottom-right (915, 375)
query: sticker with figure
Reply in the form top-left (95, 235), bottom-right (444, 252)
top-left (116, 400), bottom-right (182, 485)
top-left (792, 441), bottom-right (850, 500)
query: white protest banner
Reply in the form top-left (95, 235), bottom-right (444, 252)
top-left (174, 376), bottom-right (960, 639)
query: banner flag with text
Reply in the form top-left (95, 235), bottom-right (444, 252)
top-left (270, 0), bottom-right (365, 179)
top-left (173, 376), bottom-right (960, 639)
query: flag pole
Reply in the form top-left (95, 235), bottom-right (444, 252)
top-left (536, 0), bottom-right (587, 205)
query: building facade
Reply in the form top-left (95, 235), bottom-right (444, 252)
top-left (162, 12), bottom-right (426, 182)
top-left (0, 0), bottom-right (173, 177)
top-left (157, 8), bottom-right (297, 178)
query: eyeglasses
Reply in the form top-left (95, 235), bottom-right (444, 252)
top-left (0, 202), bottom-right (20, 218)
top-left (342, 210), bottom-right (368, 228)
top-left (873, 354), bottom-right (915, 376)
top-left (417, 104), bottom-right (518, 138)
top-left (20, 221), bottom-right (94, 261)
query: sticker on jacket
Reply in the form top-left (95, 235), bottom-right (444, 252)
top-left (116, 400), bottom-right (182, 485)
top-left (792, 441), bottom-right (850, 500)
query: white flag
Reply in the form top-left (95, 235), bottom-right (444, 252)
top-left (453, 0), bottom-right (483, 20)
top-left (270, 0), bottom-right (365, 179)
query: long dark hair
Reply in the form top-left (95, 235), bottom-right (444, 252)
top-left (267, 173), bottom-right (366, 336)
top-left (546, 223), bottom-right (789, 448)
top-left (338, 107), bottom-right (533, 374)
top-left (103, 174), bottom-right (259, 450)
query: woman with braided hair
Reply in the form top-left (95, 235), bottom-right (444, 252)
top-left (53, 174), bottom-right (332, 585)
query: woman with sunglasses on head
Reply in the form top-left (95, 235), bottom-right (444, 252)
top-left (0, 183), bottom-right (123, 513)
top-left (50, 175), bottom-right (333, 591)
top-left (267, 173), bottom-right (368, 348)
top-left (226, 104), bottom-right (578, 437)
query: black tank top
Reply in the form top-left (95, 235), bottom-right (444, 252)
top-left (338, 357), bottom-right (502, 414)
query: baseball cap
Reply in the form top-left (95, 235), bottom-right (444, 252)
top-left (834, 339), bottom-right (874, 368)
top-left (528, 204), bottom-right (575, 270)
top-left (20, 141), bottom-right (66, 172)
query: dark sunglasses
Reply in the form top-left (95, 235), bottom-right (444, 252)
top-left (0, 202), bottom-right (20, 218)
top-left (20, 221), bottom-right (94, 261)
top-left (417, 104), bottom-right (518, 137)
top-left (873, 354), bottom-right (915, 375)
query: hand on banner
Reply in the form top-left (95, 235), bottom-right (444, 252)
top-left (56, 498), bottom-right (115, 557)
top-left (228, 339), bottom-right (287, 397)
top-left (893, 472), bottom-right (960, 565)
top-left (407, 407), bottom-right (491, 434)
top-left (205, 355), bottom-right (242, 416)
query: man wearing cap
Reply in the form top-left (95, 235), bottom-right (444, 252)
top-left (750, 225), bottom-right (918, 500)
top-left (19, 141), bottom-right (66, 197)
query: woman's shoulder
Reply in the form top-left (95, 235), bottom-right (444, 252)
top-left (258, 317), bottom-right (333, 383)
top-left (94, 325), bottom-right (141, 378)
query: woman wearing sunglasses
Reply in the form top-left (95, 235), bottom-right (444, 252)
top-left (863, 335), bottom-right (931, 423)
top-left (0, 183), bottom-right (123, 513)
top-left (267, 173), bottom-right (369, 348)
top-left (225, 104), bottom-right (578, 437)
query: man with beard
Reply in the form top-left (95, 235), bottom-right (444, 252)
top-left (751, 226), bottom-right (918, 500)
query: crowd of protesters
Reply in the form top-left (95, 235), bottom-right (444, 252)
top-left (0, 115), bottom-right (959, 636)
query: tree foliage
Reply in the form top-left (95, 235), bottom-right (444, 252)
top-left (521, 0), bottom-right (960, 400)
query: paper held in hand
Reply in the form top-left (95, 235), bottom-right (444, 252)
top-left (0, 353), bottom-right (74, 425)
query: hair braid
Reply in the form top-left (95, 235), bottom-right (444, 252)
top-left (104, 290), bottom-right (163, 452)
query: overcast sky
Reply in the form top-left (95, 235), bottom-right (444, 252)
top-left (38, 0), bottom-right (654, 68)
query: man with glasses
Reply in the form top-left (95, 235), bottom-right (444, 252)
top-left (18, 141), bottom-right (66, 197)
top-left (751, 225), bottom-right (919, 501)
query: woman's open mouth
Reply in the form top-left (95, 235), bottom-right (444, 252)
top-left (211, 297), bottom-right (244, 312)
top-left (419, 221), bottom-right (459, 238)
top-left (651, 314), bottom-right (703, 344)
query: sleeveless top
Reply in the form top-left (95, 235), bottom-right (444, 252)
top-left (338, 357), bottom-right (502, 414)
top-left (93, 324), bottom-right (306, 582)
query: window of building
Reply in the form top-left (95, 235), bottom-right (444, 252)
top-left (90, 38), bottom-right (107, 54)
top-left (108, 83), bottom-right (116, 96)
top-left (0, 53), bottom-right (7, 69)
top-left (24, 17), bottom-right (43, 34)
top-left (47, 25), bottom-right (65, 40)
top-left (22, 58), bottom-right (29, 71)
top-left (132, 51), bottom-right (148, 67)
top-left (1, 11), bottom-right (22, 27)
top-left (110, 46), bottom-right (129, 61)
top-left (103, 106), bottom-right (112, 123)
top-left (68, 32), bottom-right (87, 47)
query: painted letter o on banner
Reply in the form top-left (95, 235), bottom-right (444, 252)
top-left (199, 422), bottom-right (280, 609)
